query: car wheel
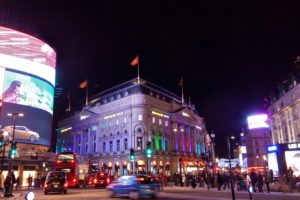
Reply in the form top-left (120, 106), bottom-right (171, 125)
top-left (129, 191), bottom-right (139, 200)
top-left (30, 135), bottom-right (35, 142)
top-left (108, 190), bottom-right (115, 198)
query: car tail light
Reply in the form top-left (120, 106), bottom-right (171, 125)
top-left (107, 178), bottom-right (110, 183)
top-left (64, 182), bottom-right (68, 187)
top-left (70, 159), bottom-right (75, 163)
top-left (73, 178), bottom-right (76, 182)
top-left (44, 184), bottom-right (48, 188)
top-left (94, 178), bottom-right (98, 184)
top-left (56, 160), bottom-right (62, 164)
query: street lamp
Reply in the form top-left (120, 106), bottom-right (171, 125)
top-left (227, 136), bottom-right (236, 200)
top-left (210, 132), bottom-right (215, 169)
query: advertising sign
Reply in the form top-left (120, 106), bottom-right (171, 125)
top-left (3, 70), bottom-right (54, 114)
top-left (247, 114), bottom-right (269, 129)
top-left (285, 151), bottom-right (300, 177)
top-left (267, 152), bottom-right (279, 177)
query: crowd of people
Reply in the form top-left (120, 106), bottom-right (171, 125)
top-left (172, 168), bottom-right (299, 193)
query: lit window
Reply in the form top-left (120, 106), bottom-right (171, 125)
top-left (159, 119), bottom-right (162, 125)
top-left (109, 121), bottom-right (112, 127)
top-left (138, 114), bottom-right (143, 121)
top-left (152, 117), bottom-right (155, 123)
top-left (102, 121), bottom-right (106, 128)
top-left (124, 117), bottom-right (127, 123)
top-left (103, 142), bottom-right (106, 152)
top-left (165, 120), bottom-right (169, 127)
top-left (116, 119), bottom-right (119, 125)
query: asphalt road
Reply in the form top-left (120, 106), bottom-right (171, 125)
top-left (8, 187), bottom-right (300, 200)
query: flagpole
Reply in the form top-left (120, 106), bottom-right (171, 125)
top-left (86, 84), bottom-right (88, 106)
top-left (137, 56), bottom-right (140, 84)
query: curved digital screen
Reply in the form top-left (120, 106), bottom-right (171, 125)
top-left (0, 26), bottom-right (56, 147)
top-left (3, 70), bottom-right (54, 114)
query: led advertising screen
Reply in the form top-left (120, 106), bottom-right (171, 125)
top-left (247, 114), bottom-right (269, 129)
top-left (3, 70), bottom-right (54, 114)
top-left (267, 152), bottom-right (279, 177)
top-left (285, 151), bottom-right (300, 177)
top-left (0, 26), bottom-right (56, 148)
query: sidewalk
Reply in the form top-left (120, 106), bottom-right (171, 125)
top-left (163, 184), bottom-right (300, 197)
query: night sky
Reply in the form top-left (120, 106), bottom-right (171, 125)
top-left (1, 0), bottom-right (300, 156)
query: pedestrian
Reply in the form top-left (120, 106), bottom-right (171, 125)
top-left (4, 172), bottom-right (13, 197)
top-left (257, 172), bottom-right (264, 193)
top-left (79, 173), bottom-right (85, 188)
top-left (269, 169), bottom-right (274, 183)
top-left (27, 174), bottom-right (33, 190)
top-left (15, 176), bottom-right (20, 190)
top-left (0, 170), bottom-right (4, 190)
top-left (249, 170), bottom-right (257, 192)
top-left (217, 172), bottom-right (222, 191)
top-left (10, 170), bottom-right (16, 196)
top-left (264, 172), bottom-right (270, 193)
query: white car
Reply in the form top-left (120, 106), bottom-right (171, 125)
top-left (2, 126), bottom-right (40, 142)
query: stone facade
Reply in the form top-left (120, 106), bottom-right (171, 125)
top-left (57, 79), bottom-right (208, 176)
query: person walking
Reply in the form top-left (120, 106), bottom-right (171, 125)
top-left (249, 170), bottom-right (257, 192)
top-left (217, 172), bottom-right (222, 191)
top-left (27, 174), bottom-right (33, 190)
top-left (15, 176), bottom-right (20, 190)
top-left (264, 172), bottom-right (270, 193)
top-left (257, 172), bottom-right (264, 193)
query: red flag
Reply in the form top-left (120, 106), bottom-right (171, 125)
top-left (178, 77), bottom-right (183, 87)
top-left (79, 80), bottom-right (88, 89)
top-left (130, 55), bottom-right (139, 67)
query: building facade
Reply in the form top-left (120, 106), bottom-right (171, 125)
top-left (57, 78), bottom-right (209, 176)
top-left (245, 128), bottom-right (272, 168)
top-left (268, 81), bottom-right (300, 144)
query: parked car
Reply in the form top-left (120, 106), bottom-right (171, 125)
top-left (2, 125), bottom-right (40, 142)
top-left (44, 171), bottom-right (68, 195)
top-left (107, 175), bottom-right (159, 199)
top-left (94, 172), bottom-right (110, 188)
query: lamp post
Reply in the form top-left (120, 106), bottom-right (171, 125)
top-left (7, 112), bottom-right (24, 171)
top-left (210, 132), bottom-right (215, 170)
top-left (227, 136), bottom-right (236, 200)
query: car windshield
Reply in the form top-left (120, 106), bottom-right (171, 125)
top-left (47, 172), bottom-right (65, 181)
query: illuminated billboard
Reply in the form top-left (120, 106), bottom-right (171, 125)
top-left (267, 152), bottom-right (279, 177)
top-left (285, 151), bottom-right (300, 177)
top-left (247, 114), bottom-right (269, 129)
top-left (3, 70), bottom-right (54, 114)
top-left (0, 26), bottom-right (56, 147)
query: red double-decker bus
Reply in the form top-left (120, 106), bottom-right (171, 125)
top-left (54, 152), bottom-right (79, 187)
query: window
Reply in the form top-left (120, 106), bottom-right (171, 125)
top-left (85, 141), bottom-right (88, 154)
top-left (124, 138), bottom-right (128, 150)
top-left (137, 137), bottom-right (143, 150)
top-left (101, 121), bottom-right (106, 128)
top-left (117, 140), bottom-right (120, 151)
top-left (103, 142), bottom-right (106, 152)
top-left (124, 117), bottom-right (127, 123)
top-left (165, 120), bottom-right (169, 127)
top-left (159, 119), bottom-right (162, 125)
top-left (109, 141), bottom-right (113, 151)
top-left (109, 120), bottom-right (112, 127)
top-left (152, 117), bottom-right (155, 123)
top-left (116, 119), bottom-right (119, 125)
top-left (138, 114), bottom-right (143, 121)
top-left (94, 135), bottom-right (96, 153)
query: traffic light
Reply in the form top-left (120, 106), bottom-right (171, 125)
top-left (146, 141), bottom-right (152, 158)
top-left (130, 148), bottom-right (135, 161)
top-left (0, 134), bottom-right (4, 147)
top-left (10, 141), bottom-right (17, 157)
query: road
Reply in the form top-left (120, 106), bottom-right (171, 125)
top-left (9, 186), bottom-right (300, 200)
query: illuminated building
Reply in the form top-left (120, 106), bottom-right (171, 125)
top-left (268, 72), bottom-right (300, 144)
top-left (245, 114), bottom-right (272, 168)
top-left (0, 26), bottom-right (56, 186)
top-left (57, 78), bottom-right (208, 175)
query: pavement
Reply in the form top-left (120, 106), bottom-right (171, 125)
top-left (2, 185), bottom-right (300, 200)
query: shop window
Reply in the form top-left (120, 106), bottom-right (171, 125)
top-left (165, 120), bottom-right (169, 127)
top-left (159, 119), bottom-right (162, 125)
top-left (152, 117), bottom-right (155, 123)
